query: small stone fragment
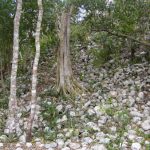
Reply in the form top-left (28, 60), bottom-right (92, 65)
top-left (0, 135), bottom-right (7, 142)
top-left (141, 119), bottom-right (150, 131)
top-left (49, 142), bottom-right (57, 148)
top-left (16, 148), bottom-right (23, 150)
top-left (62, 147), bottom-right (70, 150)
top-left (70, 111), bottom-right (76, 117)
top-left (131, 143), bottom-right (141, 150)
top-left (56, 139), bottom-right (64, 148)
top-left (138, 92), bottom-right (144, 99)
top-left (48, 148), bottom-right (54, 150)
top-left (82, 137), bottom-right (93, 144)
top-left (110, 91), bottom-right (117, 98)
top-left (91, 144), bottom-right (107, 150)
top-left (0, 143), bottom-right (3, 147)
top-left (26, 142), bottom-right (32, 148)
top-left (16, 143), bottom-right (21, 147)
top-left (56, 105), bottom-right (63, 112)
top-left (45, 144), bottom-right (51, 149)
top-left (69, 142), bottom-right (80, 149)
top-left (19, 134), bottom-right (26, 143)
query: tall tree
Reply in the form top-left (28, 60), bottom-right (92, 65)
top-left (26, 0), bottom-right (43, 141)
top-left (57, 4), bottom-right (82, 95)
top-left (5, 0), bottom-right (22, 135)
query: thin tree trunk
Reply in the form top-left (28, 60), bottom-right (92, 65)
top-left (26, 0), bottom-right (43, 141)
top-left (5, 0), bottom-right (22, 135)
top-left (57, 6), bottom-right (82, 95)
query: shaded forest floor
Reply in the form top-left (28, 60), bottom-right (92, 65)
top-left (0, 48), bottom-right (150, 150)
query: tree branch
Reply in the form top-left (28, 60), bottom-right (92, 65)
top-left (92, 29), bottom-right (150, 47)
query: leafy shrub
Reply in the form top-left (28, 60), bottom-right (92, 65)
top-left (41, 101), bottom-right (59, 129)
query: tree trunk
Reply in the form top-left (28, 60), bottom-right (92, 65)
top-left (26, 0), bottom-right (43, 141)
top-left (57, 6), bottom-right (82, 95)
top-left (5, 0), bottom-right (22, 135)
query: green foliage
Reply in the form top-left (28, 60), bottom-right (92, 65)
top-left (43, 129), bottom-right (57, 141)
top-left (0, 88), bottom-right (9, 109)
top-left (0, 114), bottom-right (6, 135)
top-left (0, 96), bottom-right (8, 109)
top-left (81, 0), bottom-right (150, 67)
top-left (41, 101), bottom-right (59, 129)
top-left (39, 100), bottom-right (59, 140)
top-left (71, 23), bottom-right (89, 45)
top-left (92, 48), bottom-right (112, 67)
top-left (0, 0), bottom-right (15, 71)
top-left (7, 133), bottom-right (18, 143)
top-left (40, 87), bottom-right (58, 98)
top-left (101, 98), bottom-right (131, 149)
top-left (90, 33), bottom-right (122, 67)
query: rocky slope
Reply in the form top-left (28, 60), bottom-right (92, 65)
top-left (0, 50), bottom-right (150, 150)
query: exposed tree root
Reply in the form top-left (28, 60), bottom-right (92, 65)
top-left (56, 76), bottom-right (86, 97)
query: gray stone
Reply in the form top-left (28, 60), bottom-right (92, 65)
top-left (94, 106), bottom-right (104, 116)
top-left (61, 115), bottom-right (67, 122)
top-left (128, 134), bottom-right (136, 140)
top-left (62, 147), bottom-right (70, 150)
top-left (70, 111), bottom-right (76, 117)
top-left (16, 148), bottom-right (23, 150)
top-left (130, 111), bottom-right (143, 117)
top-left (56, 139), bottom-right (64, 148)
top-left (138, 92), bottom-right (144, 99)
top-left (17, 113), bottom-right (22, 118)
top-left (98, 116), bottom-right (108, 125)
top-left (145, 140), bottom-right (150, 145)
top-left (128, 97), bottom-right (135, 106)
top-left (45, 144), bottom-right (51, 149)
top-left (83, 101), bottom-right (91, 109)
top-left (88, 109), bottom-right (95, 115)
top-left (79, 146), bottom-right (89, 150)
top-left (91, 144), bottom-right (107, 150)
top-left (48, 148), bottom-right (54, 150)
top-left (49, 142), bottom-right (57, 148)
top-left (56, 105), bottom-right (63, 112)
top-left (132, 117), bottom-right (141, 123)
top-left (69, 143), bottom-right (80, 149)
top-left (36, 141), bottom-right (41, 146)
top-left (136, 137), bottom-right (144, 143)
top-left (121, 142), bottom-right (128, 149)
top-left (131, 143), bottom-right (141, 150)
top-left (39, 144), bottom-right (44, 148)
top-left (0, 135), bottom-right (7, 142)
top-left (110, 126), bottom-right (117, 133)
top-left (26, 142), bottom-right (32, 148)
top-left (0, 143), bottom-right (3, 147)
top-left (16, 143), bottom-right (21, 147)
top-left (141, 119), bottom-right (150, 131)
top-left (19, 134), bottom-right (26, 143)
top-left (82, 137), bottom-right (93, 144)
top-left (4, 129), bottom-right (9, 135)
top-left (99, 138), bottom-right (110, 144)
top-left (87, 122), bottom-right (100, 131)
top-left (110, 91), bottom-right (117, 98)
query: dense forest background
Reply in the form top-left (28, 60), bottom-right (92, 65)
top-left (0, 0), bottom-right (150, 150)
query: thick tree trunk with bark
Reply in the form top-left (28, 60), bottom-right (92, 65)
top-left (26, 0), bottom-right (43, 141)
top-left (5, 0), bottom-right (22, 135)
top-left (57, 6), bottom-right (82, 95)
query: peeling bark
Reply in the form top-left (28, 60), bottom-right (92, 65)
top-left (26, 0), bottom-right (43, 141)
top-left (5, 0), bottom-right (22, 135)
